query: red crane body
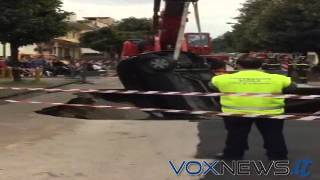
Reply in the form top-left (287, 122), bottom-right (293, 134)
top-left (117, 0), bottom-right (226, 117)
top-left (122, 0), bottom-right (216, 59)
top-left (156, 0), bottom-right (186, 51)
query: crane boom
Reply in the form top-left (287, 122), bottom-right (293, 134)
top-left (154, 0), bottom-right (198, 50)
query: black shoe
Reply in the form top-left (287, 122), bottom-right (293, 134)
top-left (215, 153), bottom-right (243, 160)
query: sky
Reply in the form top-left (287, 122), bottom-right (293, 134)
top-left (62, 0), bottom-right (246, 38)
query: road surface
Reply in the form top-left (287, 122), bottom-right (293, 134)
top-left (0, 77), bottom-right (319, 180)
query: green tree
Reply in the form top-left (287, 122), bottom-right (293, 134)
top-left (80, 17), bottom-right (153, 58)
top-left (213, 32), bottom-right (236, 53)
top-left (230, 0), bottom-right (320, 53)
top-left (116, 17), bottom-right (153, 33)
top-left (231, 0), bottom-right (272, 52)
top-left (0, 0), bottom-right (70, 80)
top-left (80, 27), bottom-right (122, 58)
top-left (257, 0), bottom-right (320, 52)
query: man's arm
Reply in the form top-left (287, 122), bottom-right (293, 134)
top-left (208, 81), bottom-right (219, 92)
top-left (283, 82), bottom-right (297, 94)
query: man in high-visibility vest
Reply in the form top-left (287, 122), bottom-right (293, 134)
top-left (211, 54), bottom-right (295, 160)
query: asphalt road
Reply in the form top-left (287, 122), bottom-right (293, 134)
top-left (0, 77), bottom-right (319, 180)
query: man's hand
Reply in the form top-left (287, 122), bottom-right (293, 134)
top-left (283, 82), bottom-right (298, 94)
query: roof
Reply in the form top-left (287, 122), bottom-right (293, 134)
top-left (54, 38), bottom-right (79, 45)
top-left (81, 48), bottom-right (102, 54)
top-left (67, 22), bottom-right (95, 31)
top-left (83, 17), bottom-right (112, 20)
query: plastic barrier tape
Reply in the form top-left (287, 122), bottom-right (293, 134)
top-left (1, 86), bottom-right (320, 100)
top-left (3, 99), bottom-right (320, 121)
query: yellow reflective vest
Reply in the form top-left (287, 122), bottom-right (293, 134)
top-left (211, 70), bottom-right (292, 115)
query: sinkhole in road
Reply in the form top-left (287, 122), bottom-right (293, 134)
top-left (36, 89), bottom-right (320, 120)
top-left (36, 92), bottom-right (200, 120)
top-left (36, 96), bottom-right (151, 120)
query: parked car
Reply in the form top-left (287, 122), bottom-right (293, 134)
top-left (51, 60), bottom-right (71, 76)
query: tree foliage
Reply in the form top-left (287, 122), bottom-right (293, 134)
top-left (80, 27), bottom-right (122, 53)
top-left (229, 0), bottom-right (320, 53)
top-left (0, 0), bottom-right (71, 62)
top-left (116, 17), bottom-right (153, 32)
top-left (213, 32), bottom-right (236, 53)
top-left (80, 17), bottom-right (153, 55)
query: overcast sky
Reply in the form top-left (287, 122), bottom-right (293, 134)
top-left (62, 0), bottom-right (246, 38)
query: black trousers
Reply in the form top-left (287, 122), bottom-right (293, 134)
top-left (223, 117), bottom-right (288, 159)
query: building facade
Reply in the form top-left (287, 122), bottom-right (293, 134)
top-left (39, 17), bottom-right (115, 60)
top-left (38, 20), bottom-right (96, 60)
top-left (1, 16), bottom-right (115, 60)
top-left (0, 43), bottom-right (38, 58)
top-left (0, 43), bottom-right (10, 58)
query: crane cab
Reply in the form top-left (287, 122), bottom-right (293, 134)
top-left (183, 33), bottom-right (212, 55)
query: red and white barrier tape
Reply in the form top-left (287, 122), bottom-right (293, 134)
top-left (7, 67), bottom-right (118, 77)
top-left (1, 86), bottom-right (320, 100)
top-left (2, 99), bottom-right (320, 121)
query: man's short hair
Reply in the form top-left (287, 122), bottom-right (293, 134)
top-left (237, 54), bottom-right (263, 69)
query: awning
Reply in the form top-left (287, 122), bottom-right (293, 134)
top-left (81, 48), bottom-right (102, 54)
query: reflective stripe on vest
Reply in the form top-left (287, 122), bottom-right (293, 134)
top-left (222, 105), bottom-right (284, 111)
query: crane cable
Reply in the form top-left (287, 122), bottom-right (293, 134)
top-left (193, 1), bottom-right (207, 51)
top-left (173, 2), bottom-right (203, 60)
top-left (173, 2), bottom-right (191, 60)
top-left (193, 2), bottom-right (202, 33)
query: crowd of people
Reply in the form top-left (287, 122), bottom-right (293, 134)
top-left (0, 55), bottom-right (115, 78)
